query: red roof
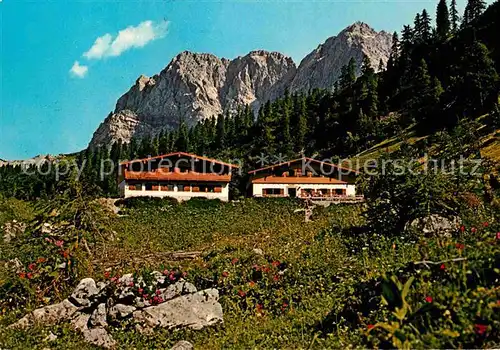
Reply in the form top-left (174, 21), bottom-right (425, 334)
top-left (248, 157), bottom-right (359, 175)
top-left (125, 170), bottom-right (231, 182)
top-left (120, 151), bottom-right (239, 168)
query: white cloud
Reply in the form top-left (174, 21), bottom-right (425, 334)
top-left (83, 34), bottom-right (113, 60)
top-left (83, 20), bottom-right (169, 60)
top-left (69, 61), bottom-right (88, 78)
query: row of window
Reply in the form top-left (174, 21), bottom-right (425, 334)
top-left (262, 188), bottom-right (346, 196)
top-left (128, 183), bottom-right (222, 193)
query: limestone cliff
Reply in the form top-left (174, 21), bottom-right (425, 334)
top-left (89, 22), bottom-right (391, 147)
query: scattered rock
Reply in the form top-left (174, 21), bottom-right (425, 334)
top-left (171, 340), bottom-right (194, 350)
top-left (2, 220), bottom-right (26, 242)
top-left (9, 299), bottom-right (78, 329)
top-left (252, 248), bottom-right (263, 255)
top-left (407, 214), bottom-right (461, 237)
top-left (70, 278), bottom-right (100, 307)
top-left (108, 304), bottom-right (136, 321)
top-left (9, 272), bottom-right (222, 348)
top-left (70, 312), bottom-right (91, 332)
top-left (161, 281), bottom-right (197, 301)
top-left (133, 289), bottom-right (223, 331)
top-left (89, 303), bottom-right (107, 328)
top-left (81, 327), bottom-right (116, 349)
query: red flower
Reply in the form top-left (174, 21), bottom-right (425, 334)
top-left (182, 271), bottom-right (188, 278)
top-left (455, 243), bottom-right (465, 250)
top-left (483, 222), bottom-right (489, 227)
top-left (138, 288), bottom-right (144, 294)
top-left (222, 271), bottom-right (229, 278)
top-left (271, 261), bottom-right (280, 268)
top-left (18, 272), bottom-right (26, 279)
top-left (425, 296), bottom-right (433, 303)
top-left (61, 250), bottom-right (70, 258)
top-left (237, 290), bottom-right (246, 297)
top-left (162, 269), bottom-right (169, 276)
top-left (252, 264), bottom-right (260, 271)
top-left (460, 225), bottom-right (465, 232)
top-left (28, 263), bottom-right (37, 271)
top-left (496, 232), bottom-right (500, 240)
top-left (440, 264), bottom-right (446, 270)
top-left (273, 275), bottom-right (280, 282)
top-left (104, 271), bottom-right (111, 279)
top-left (262, 266), bottom-right (270, 273)
top-left (110, 276), bottom-right (118, 283)
top-left (36, 257), bottom-right (46, 264)
top-left (169, 273), bottom-right (176, 281)
top-left (256, 303), bottom-right (263, 311)
top-left (55, 240), bottom-right (64, 247)
top-left (281, 302), bottom-right (289, 311)
top-left (155, 289), bottom-right (162, 295)
top-left (474, 324), bottom-right (488, 335)
top-left (471, 227), bottom-right (477, 233)
top-left (231, 258), bottom-right (239, 265)
top-left (27, 272), bottom-right (33, 279)
top-left (128, 282), bottom-right (134, 287)
top-left (248, 281), bottom-right (255, 287)
top-left (367, 324), bottom-right (375, 330)
top-left (143, 294), bottom-right (149, 299)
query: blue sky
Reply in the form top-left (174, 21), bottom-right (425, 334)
top-left (0, 0), bottom-right (487, 159)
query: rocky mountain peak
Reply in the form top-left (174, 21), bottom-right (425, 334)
top-left (89, 22), bottom-right (392, 147)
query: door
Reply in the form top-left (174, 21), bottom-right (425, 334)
top-left (288, 188), bottom-right (297, 198)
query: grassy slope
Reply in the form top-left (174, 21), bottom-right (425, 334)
top-left (346, 123), bottom-right (500, 169)
top-left (1, 197), bottom-right (498, 349)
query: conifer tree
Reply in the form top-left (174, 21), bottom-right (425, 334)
top-left (450, 0), bottom-right (460, 33)
top-left (420, 9), bottom-right (432, 42)
top-left (347, 57), bottom-right (357, 84)
top-left (463, 0), bottom-right (486, 25)
top-left (175, 123), bottom-right (189, 152)
top-left (282, 108), bottom-right (292, 154)
top-left (295, 97), bottom-right (308, 153)
top-left (455, 40), bottom-right (499, 115)
top-left (215, 113), bottom-right (226, 149)
top-left (378, 59), bottom-right (385, 72)
top-left (129, 137), bottom-right (139, 159)
top-left (411, 59), bottom-right (433, 121)
top-left (436, 0), bottom-right (451, 39)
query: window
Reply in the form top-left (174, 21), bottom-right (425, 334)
top-left (160, 184), bottom-right (174, 191)
top-left (129, 183), bottom-right (142, 191)
top-left (263, 188), bottom-right (284, 196)
top-left (145, 183), bottom-right (154, 191)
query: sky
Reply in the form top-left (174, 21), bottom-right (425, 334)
top-left (0, 0), bottom-right (490, 160)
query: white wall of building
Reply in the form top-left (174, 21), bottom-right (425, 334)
top-left (252, 183), bottom-right (356, 197)
top-left (121, 181), bottom-right (230, 202)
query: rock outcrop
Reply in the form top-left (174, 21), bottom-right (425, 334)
top-left (89, 22), bottom-right (392, 147)
top-left (9, 273), bottom-right (223, 349)
top-left (406, 214), bottom-right (462, 237)
top-left (290, 22), bottom-right (392, 92)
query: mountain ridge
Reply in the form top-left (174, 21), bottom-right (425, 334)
top-left (89, 22), bottom-right (392, 147)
